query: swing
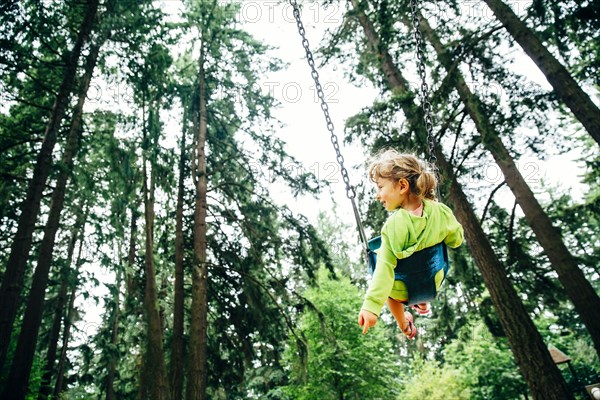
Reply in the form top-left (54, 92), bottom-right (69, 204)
top-left (367, 238), bottom-right (449, 305)
top-left (289, 0), bottom-right (448, 306)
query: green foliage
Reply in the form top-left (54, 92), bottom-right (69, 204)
top-left (277, 268), bottom-right (401, 400)
top-left (529, 0), bottom-right (600, 86)
top-left (397, 358), bottom-right (471, 400)
top-left (24, 353), bottom-right (44, 400)
top-left (535, 315), bottom-right (600, 392)
top-left (443, 323), bottom-right (528, 400)
top-left (2, 0), bottom-right (599, 398)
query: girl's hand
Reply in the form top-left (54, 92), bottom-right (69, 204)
top-left (358, 309), bottom-right (378, 334)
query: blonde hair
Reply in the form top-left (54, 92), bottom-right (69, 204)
top-left (368, 149), bottom-right (438, 200)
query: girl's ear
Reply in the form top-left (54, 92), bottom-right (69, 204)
top-left (397, 178), bottom-right (410, 193)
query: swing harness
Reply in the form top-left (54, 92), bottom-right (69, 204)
top-left (289, 0), bottom-right (449, 305)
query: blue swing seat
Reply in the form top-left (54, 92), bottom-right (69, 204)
top-left (367, 236), bottom-right (450, 305)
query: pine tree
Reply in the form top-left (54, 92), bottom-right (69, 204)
top-left (0, 1), bottom-right (100, 395)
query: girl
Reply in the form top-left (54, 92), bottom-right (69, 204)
top-left (358, 149), bottom-right (464, 339)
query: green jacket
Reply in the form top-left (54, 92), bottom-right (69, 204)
top-left (362, 199), bottom-right (464, 316)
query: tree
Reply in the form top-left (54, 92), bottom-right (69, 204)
top-left (187, 37), bottom-right (209, 400)
top-left (410, 7), bottom-right (600, 358)
top-left (481, 0), bottom-right (600, 147)
top-left (169, 88), bottom-right (189, 400)
top-left (337, 1), bottom-right (573, 397)
top-left (179, 1), bottom-right (329, 397)
top-left (136, 44), bottom-right (173, 399)
top-left (278, 268), bottom-right (401, 400)
top-left (0, 0), bottom-right (100, 393)
top-left (398, 359), bottom-right (471, 400)
top-left (140, 109), bottom-right (171, 399)
top-left (443, 323), bottom-right (528, 400)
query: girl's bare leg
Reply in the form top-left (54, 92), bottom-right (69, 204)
top-left (386, 298), bottom-right (407, 330)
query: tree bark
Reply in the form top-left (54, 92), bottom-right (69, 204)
top-left (106, 268), bottom-right (121, 400)
top-left (351, 2), bottom-right (573, 398)
top-left (38, 205), bottom-right (88, 400)
top-left (415, 11), bottom-right (600, 358)
top-left (482, 0), bottom-right (600, 147)
top-left (125, 205), bottom-right (139, 307)
top-left (0, 0), bottom-right (99, 372)
top-left (1, 24), bottom-right (101, 399)
top-left (186, 44), bottom-right (209, 400)
top-left (53, 211), bottom-right (88, 398)
top-left (38, 268), bottom-right (70, 400)
top-left (141, 106), bottom-right (170, 400)
top-left (437, 151), bottom-right (572, 400)
top-left (170, 106), bottom-right (187, 400)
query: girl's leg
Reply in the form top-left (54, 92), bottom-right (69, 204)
top-left (386, 298), bottom-right (407, 329)
top-left (388, 298), bottom-right (417, 339)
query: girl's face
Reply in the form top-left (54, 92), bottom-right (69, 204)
top-left (375, 177), bottom-right (408, 211)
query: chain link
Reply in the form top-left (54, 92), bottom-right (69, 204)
top-left (410, 0), bottom-right (437, 168)
top-left (289, 0), bottom-right (356, 201)
top-left (289, 0), bottom-right (368, 248)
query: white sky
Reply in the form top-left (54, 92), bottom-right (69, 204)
top-left (238, 1), bottom-right (379, 226)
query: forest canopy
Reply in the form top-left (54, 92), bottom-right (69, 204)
top-left (0, 0), bottom-right (598, 399)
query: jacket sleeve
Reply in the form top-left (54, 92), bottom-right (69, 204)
top-left (442, 205), bottom-right (464, 249)
top-left (361, 215), bottom-right (408, 316)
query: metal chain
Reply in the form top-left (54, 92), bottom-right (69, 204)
top-left (289, 0), bottom-right (368, 247)
top-left (410, 0), bottom-right (437, 169)
top-left (289, 0), bottom-right (354, 200)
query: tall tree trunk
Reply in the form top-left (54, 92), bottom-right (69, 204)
top-left (125, 205), bottom-right (139, 308)
top-left (436, 150), bottom-right (572, 400)
top-left (106, 268), bottom-right (121, 400)
top-left (415, 11), bottom-right (600, 357)
top-left (186, 44), bottom-right (209, 400)
top-left (1, 27), bottom-right (101, 400)
top-left (38, 269), bottom-right (69, 400)
top-left (350, 2), bottom-right (573, 398)
top-left (38, 204), bottom-right (88, 400)
top-left (52, 284), bottom-right (76, 398)
top-left (170, 107), bottom-right (187, 400)
top-left (141, 107), bottom-right (170, 400)
top-left (53, 210), bottom-right (88, 398)
top-left (0, 0), bottom-right (99, 372)
top-left (482, 0), bottom-right (600, 146)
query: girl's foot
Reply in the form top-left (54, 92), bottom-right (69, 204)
top-left (400, 311), bottom-right (417, 340)
top-left (410, 303), bottom-right (431, 316)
